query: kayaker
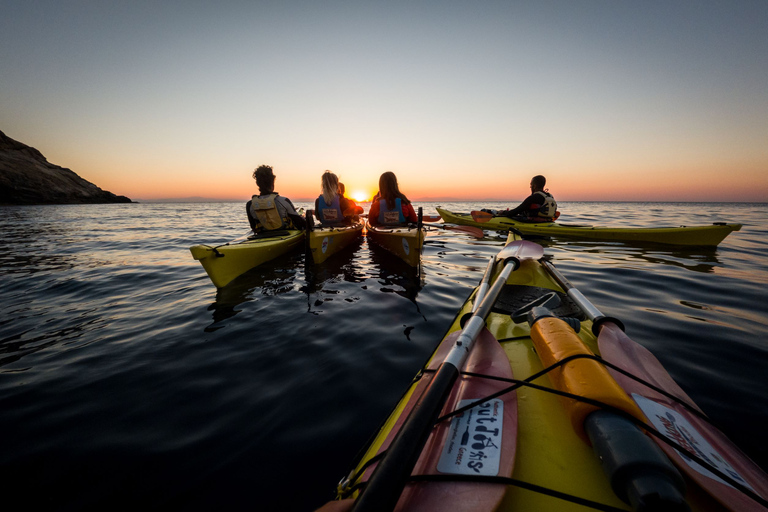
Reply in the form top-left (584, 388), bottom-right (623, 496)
top-left (496, 175), bottom-right (558, 222)
top-left (314, 171), bottom-right (348, 225)
top-left (368, 171), bottom-right (418, 226)
top-left (338, 182), bottom-right (364, 220)
top-left (246, 165), bottom-right (306, 232)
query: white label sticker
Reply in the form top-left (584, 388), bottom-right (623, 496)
top-left (437, 399), bottom-right (503, 476)
top-left (321, 236), bottom-right (329, 253)
top-left (632, 394), bottom-right (754, 492)
top-left (401, 237), bottom-right (410, 255)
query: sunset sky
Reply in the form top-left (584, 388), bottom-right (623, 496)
top-left (2, 1), bottom-right (767, 202)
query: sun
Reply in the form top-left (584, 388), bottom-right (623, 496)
top-left (352, 190), bottom-right (369, 202)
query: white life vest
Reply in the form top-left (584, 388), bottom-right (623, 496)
top-left (532, 191), bottom-right (557, 219)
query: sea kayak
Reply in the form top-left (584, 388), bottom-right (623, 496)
top-left (189, 229), bottom-right (304, 288)
top-left (306, 212), bottom-right (364, 264)
top-left (321, 233), bottom-right (768, 512)
top-left (365, 210), bottom-right (426, 267)
top-left (436, 207), bottom-right (742, 246)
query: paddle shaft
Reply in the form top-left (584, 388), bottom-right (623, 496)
top-left (540, 259), bottom-right (612, 330)
top-left (351, 258), bottom-right (520, 512)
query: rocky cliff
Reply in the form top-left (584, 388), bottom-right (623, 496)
top-left (0, 130), bottom-right (132, 205)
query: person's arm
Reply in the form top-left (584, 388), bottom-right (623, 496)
top-left (402, 202), bottom-right (418, 223)
top-left (368, 200), bottom-right (380, 225)
top-left (246, 200), bottom-right (259, 231)
top-left (279, 196), bottom-right (307, 230)
top-left (501, 194), bottom-right (535, 218)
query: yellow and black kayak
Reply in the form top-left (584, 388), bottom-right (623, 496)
top-left (306, 212), bottom-right (364, 264)
top-left (365, 212), bottom-right (426, 268)
top-left (189, 229), bottom-right (304, 288)
top-left (436, 207), bottom-right (742, 247)
top-left (319, 233), bottom-right (768, 512)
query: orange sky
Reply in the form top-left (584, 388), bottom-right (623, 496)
top-left (3, 2), bottom-right (768, 203)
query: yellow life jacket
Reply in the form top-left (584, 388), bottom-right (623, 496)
top-left (250, 193), bottom-right (287, 230)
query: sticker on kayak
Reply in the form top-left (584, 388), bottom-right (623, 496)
top-left (437, 398), bottom-right (503, 476)
top-left (632, 394), bottom-right (754, 492)
top-left (402, 238), bottom-right (410, 255)
top-left (321, 237), bottom-right (329, 254)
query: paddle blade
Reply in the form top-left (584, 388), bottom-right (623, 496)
top-left (598, 323), bottom-right (768, 511)
top-left (470, 210), bottom-right (494, 223)
top-left (424, 223), bottom-right (484, 238)
top-left (497, 240), bottom-right (544, 261)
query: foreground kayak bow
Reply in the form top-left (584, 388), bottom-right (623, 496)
top-left (318, 233), bottom-right (767, 512)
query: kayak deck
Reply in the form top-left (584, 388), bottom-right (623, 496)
top-left (189, 229), bottom-right (304, 288)
top-left (329, 233), bottom-right (767, 512)
top-left (307, 222), bottom-right (364, 264)
top-left (365, 220), bottom-right (425, 267)
top-left (436, 207), bottom-right (742, 246)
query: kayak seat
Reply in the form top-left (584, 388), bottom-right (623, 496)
top-left (492, 284), bottom-right (585, 320)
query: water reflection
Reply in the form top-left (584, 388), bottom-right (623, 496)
top-left (535, 238), bottom-right (723, 274)
top-left (205, 252), bottom-right (304, 329)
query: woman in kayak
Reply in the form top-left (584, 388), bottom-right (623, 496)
top-left (315, 171), bottom-right (362, 225)
top-left (246, 165), bottom-right (306, 232)
top-left (338, 182), bottom-right (364, 221)
top-left (496, 175), bottom-right (558, 222)
top-left (368, 171), bottom-right (418, 226)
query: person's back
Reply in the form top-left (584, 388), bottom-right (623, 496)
top-left (369, 171), bottom-right (418, 226)
top-left (498, 175), bottom-right (557, 222)
top-left (315, 171), bottom-right (345, 226)
top-left (246, 165), bottom-right (306, 232)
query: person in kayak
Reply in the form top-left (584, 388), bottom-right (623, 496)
top-left (338, 182), bottom-right (364, 221)
top-left (314, 171), bottom-right (352, 225)
top-left (496, 175), bottom-right (558, 222)
top-left (368, 171), bottom-right (418, 226)
top-left (246, 165), bottom-right (306, 232)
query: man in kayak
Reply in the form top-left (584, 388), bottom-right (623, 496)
top-left (247, 165), bottom-right (306, 232)
top-left (495, 175), bottom-right (558, 222)
top-left (368, 171), bottom-right (418, 226)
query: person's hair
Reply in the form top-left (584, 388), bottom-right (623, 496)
top-left (339, 182), bottom-right (346, 196)
top-left (253, 165), bottom-right (275, 194)
top-left (321, 171), bottom-right (339, 204)
top-left (378, 171), bottom-right (410, 210)
top-left (532, 175), bottom-right (546, 190)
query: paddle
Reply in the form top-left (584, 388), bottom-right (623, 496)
top-left (470, 210), bottom-right (495, 223)
top-left (423, 222), bottom-right (484, 238)
top-left (352, 240), bottom-right (544, 512)
top-left (539, 260), bottom-right (768, 511)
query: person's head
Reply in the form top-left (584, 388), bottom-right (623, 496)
top-left (339, 182), bottom-right (346, 196)
top-left (378, 171), bottom-right (408, 209)
top-left (253, 165), bottom-right (275, 194)
top-left (321, 171), bottom-right (340, 203)
top-left (530, 175), bottom-right (546, 192)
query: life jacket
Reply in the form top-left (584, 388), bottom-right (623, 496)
top-left (378, 198), bottom-right (406, 225)
top-left (250, 193), bottom-right (287, 230)
top-left (317, 195), bottom-right (344, 225)
top-left (530, 191), bottom-right (557, 220)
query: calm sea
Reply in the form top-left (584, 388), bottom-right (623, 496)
top-left (1, 201), bottom-right (767, 511)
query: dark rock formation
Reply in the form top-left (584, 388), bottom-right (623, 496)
top-left (0, 130), bottom-right (132, 205)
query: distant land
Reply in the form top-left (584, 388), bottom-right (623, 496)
top-left (0, 130), bottom-right (132, 205)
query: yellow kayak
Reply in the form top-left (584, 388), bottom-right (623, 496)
top-left (320, 233), bottom-right (768, 512)
top-left (436, 207), bottom-right (741, 246)
top-left (189, 230), bottom-right (304, 288)
top-left (365, 220), bottom-right (425, 267)
top-left (306, 220), bottom-right (364, 264)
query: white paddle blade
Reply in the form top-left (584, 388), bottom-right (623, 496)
top-left (497, 240), bottom-right (543, 261)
